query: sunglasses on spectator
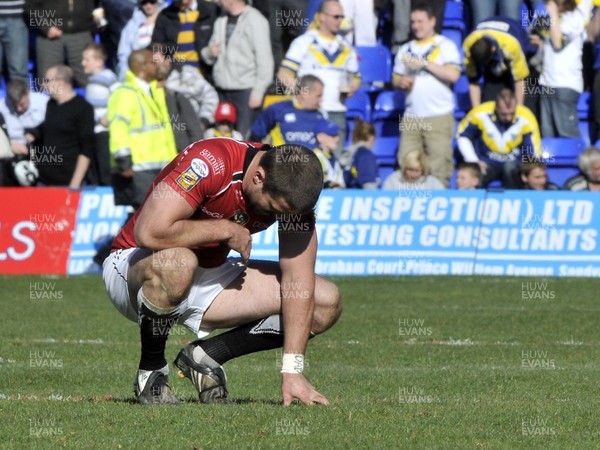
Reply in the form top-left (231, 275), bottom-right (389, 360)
top-left (140, 0), bottom-right (158, 4)
top-left (323, 13), bottom-right (344, 20)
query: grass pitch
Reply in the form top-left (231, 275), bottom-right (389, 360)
top-left (1, 274), bottom-right (599, 449)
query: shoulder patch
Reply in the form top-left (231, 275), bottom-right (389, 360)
top-left (176, 158), bottom-right (210, 192)
top-left (191, 158), bottom-right (210, 177)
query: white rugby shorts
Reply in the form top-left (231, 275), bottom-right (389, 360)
top-left (102, 248), bottom-right (246, 338)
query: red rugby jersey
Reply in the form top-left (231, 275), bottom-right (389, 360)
top-left (112, 138), bottom-right (279, 268)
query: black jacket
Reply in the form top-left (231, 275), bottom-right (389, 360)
top-left (152, 1), bottom-right (219, 61)
top-left (165, 89), bottom-right (203, 152)
top-left (26, 0), bottom-right (97, 35)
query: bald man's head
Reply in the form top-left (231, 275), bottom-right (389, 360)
top-left (128, 48), bottom-right (158, 81)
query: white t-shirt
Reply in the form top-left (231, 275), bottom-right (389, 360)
top-left (540, 4), bottom-right (587, 92)
top-left (134, 23), bottom-right (155, 51)
top-left (393, 34), bottom-right (461, 118)
top-left (281, 29), bottom-right (360, 112)
top-left (339, 0), bottom-right (377, 46)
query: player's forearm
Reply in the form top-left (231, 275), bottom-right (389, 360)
top-left (281, 275), bottom-right (315, 355)
top-left (279, 230), bottom-right (318, 356)
top-left (136, 217), bottom-right (238, 250)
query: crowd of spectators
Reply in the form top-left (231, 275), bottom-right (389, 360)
top-left (0, 0), bottom-right (599, 195)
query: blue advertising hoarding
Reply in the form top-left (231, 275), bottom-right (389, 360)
top-left (68, 187), bottom-right (129, 275)
top-left (251, 190), bottom-right (600, 276)
top-left (66, 188), bottom-right (600, 277)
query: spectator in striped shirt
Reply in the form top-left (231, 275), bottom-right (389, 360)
top-left (152, 0), bottom-right (218, 73)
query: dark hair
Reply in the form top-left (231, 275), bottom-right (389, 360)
top-left (260, 145), bottom-right (324, 214)
top-left (7, 79), bottom-right (29, 105)
top-left (458, 162), bottom-right (482, 180)
top-left (470, 38), bottom-right (494, 66)
top-left (558, 0), bottom-right (577, 13)
top-left (496, 87), bottom-right (516, 104)
top-left (83, 42), bottom-right (107, 62)
top-left (520, 160), bottom-right (546, 177)
top-left (352, 119), bottom-right (375, 143)
top-left (411, 2), bottom-right (435, 18)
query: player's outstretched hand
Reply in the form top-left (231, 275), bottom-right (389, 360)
top-left (281, 373), bottom-right (329, 406)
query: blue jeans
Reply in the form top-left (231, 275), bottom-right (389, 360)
top-left (0, 17), bottom-right (29, 84)
top-left (469, 0), bottom-right (522, 26)
top-left (540, 87), bottom-right (580, 138)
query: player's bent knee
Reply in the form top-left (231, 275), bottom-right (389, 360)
top-left (146, 248), bottom-right (198, 303)
top-left (312, 280), bottom-right (343, 334)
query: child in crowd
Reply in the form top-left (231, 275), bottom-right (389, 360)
top-left (203, 101), bottom-right (244, 141)
top-left (456, 162), bottom-right (482, 189)
top-left (520, 160), bottom-right (559, 190)
top-left (313, 119), bottom-right (345, 188)
top-left (344, 119), bottom-right (380, 189)
top-left (82, 42), bottom-right (118, 186)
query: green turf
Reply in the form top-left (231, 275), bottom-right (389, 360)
top-left (1, 275), bottom-right (599, 449)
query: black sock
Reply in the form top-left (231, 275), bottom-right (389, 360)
top-left (138, 303), bottom-right (178, 371)
top-left (199, 316), bottom-right (285, 365)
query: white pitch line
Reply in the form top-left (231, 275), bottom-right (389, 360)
top-left (0, 394), bottom-right (111, 402)
top-left (401, 339), bottom-right (586, 346)
top-left (14, 338), bottom-right (104, 345)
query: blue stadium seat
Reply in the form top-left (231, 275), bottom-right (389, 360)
top-left (540, 137), bottom-right (586, 166)
top-left (355, 45), bottom-right (392, 90)
top-left (579, 121), bottom-right (591, 147)
top-left (534, 2), bottom-right (548, 18)
top-left (454, 75), bottom-right (471, 119)
top-left (443, 1), bottom-right (465, 32)
top-left (345, 88), bottom-right (372, 122)
top-left (521, 1), bottom-right (530, 28)
top-left (372, 90), bottom-right (405, 121)
top-left (379, 165), bottom-right (395, 184)
top-left (372, 90), bottom-right (403, 166)
top-left (372, 125), bottom-right (399, 166)
top-left (545, 166), bottom-right (580, 189)
top-left (531, 2), bottom-right (548, 29)
top-left (577, 91), bottom-right (591, 120)
top-left (346, 119), bottom-right (354, 147)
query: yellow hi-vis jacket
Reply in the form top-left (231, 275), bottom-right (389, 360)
top-left (107, 70), bottom-right (177, 172)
